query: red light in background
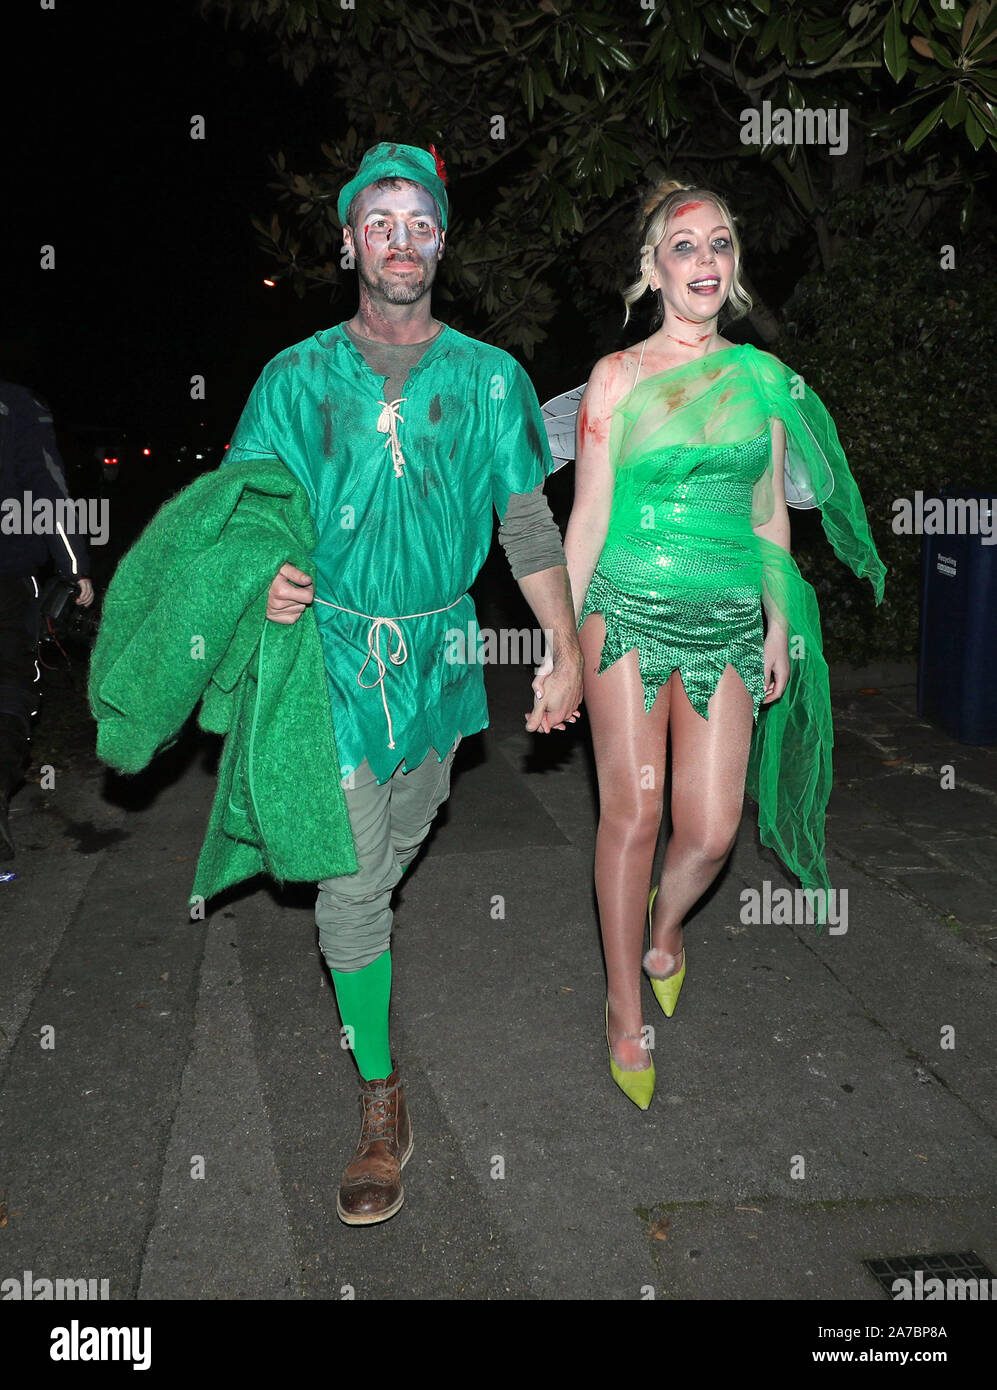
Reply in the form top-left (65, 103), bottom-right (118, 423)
top-left (263, 278), bottom-right (276, 287)
top-left (224, 444), bottom-right (230, 450)
top-left (142, 447), bottom-right (151, 456)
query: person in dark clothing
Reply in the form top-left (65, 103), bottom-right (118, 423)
top-left (0, 381), bottom-right (95, 857)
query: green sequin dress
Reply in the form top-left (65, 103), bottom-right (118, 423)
top-left (577, 343), bottom-right (886, 903)
top-left (580, 427), bottom-right (771, 720)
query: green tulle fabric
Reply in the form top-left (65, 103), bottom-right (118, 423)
top-left (580, 343), bottom-right (886, 908)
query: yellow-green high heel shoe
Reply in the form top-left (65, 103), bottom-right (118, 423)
top-left (644, 886), bottom-right (686, 1017)
top-left (605, 1002), bottom-right (655, 1110)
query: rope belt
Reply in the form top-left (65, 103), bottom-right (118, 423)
top-left (313, 593), bottom-right (466, 750)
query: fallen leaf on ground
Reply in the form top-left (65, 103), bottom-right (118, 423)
top-left (649, 1218), bottom-right (671, 1240)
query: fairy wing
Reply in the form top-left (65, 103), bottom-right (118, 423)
top-left (783, 441), bottom-right (823, 510)
top-left (540, 384), bottom-right (587, 471)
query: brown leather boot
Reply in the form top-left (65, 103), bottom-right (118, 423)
top-left (336, 1068), bottom-right (413, 1225)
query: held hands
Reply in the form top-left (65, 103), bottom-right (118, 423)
top-left (526, 646), bottom-right (584, 734)
top-left (762, 624), bottom-right (790, 705)
top-left (266, 563), bottom-right (315, 623)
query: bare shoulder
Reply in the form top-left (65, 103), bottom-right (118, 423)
top-left (585, 345), bottom-right (644, 415)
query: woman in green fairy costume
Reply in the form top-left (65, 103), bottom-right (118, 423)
top-left (560, 181), bottom-right (886, 1109)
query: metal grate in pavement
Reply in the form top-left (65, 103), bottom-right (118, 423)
top-left (865, 1250), bottom-right (994, 1298)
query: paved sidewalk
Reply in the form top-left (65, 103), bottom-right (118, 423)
top-left (825, 662), bottom-right (997, 958)
top-left (0, 646), bottom-right (993, 1301)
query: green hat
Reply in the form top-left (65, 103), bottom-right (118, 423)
top-left (337, 141), bottom-right (449, 231)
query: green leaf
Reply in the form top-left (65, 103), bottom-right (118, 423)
top-left (703, 7), bottom-right (735, 40)
top-left (968, 95), bottom-right (997, 133)
top-left (967, 27), bottom-right (997, 59)
top-left (672, 0), bottom-right (694, 43)
top-left (803, 30), bottom-right (851, 63)
top-left (521, 64), bottom-right (534, 120)
top-left (848, 3), bottom-right (870, 29)
top-left (941, 84), bottom-right (968, 127)
top-left (727, 5), bottom-right (755, 35)
top-left (606, 44), bottom-right (635, 71)
top-left (884, 4), bottom-right (908, 82)
top-left (929, 0), bottom-right (962, 33)
top-left (971, 71), bottom-right (997, 99)
top-left (962, 1), bottom-right (983, 49)
top-left (903, 99), bottom-right (946, 149)
top-left (757, 11), bottom-right (782, 59)
top-left (965, 105), bottom-right (986, 147)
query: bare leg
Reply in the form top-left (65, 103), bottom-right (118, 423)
top-left (581, 613), bottom-right (670, 1071)
top-left (645, 663), bottom-right (754, 977)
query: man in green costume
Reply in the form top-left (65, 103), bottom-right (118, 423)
top-left (224, 142), bottom-right (583, 1224)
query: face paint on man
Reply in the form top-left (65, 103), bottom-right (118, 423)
top-left (349, 182), bottom-right (444, 308)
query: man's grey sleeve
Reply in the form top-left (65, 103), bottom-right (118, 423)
top-left (497, 485), bottom-right (567, 580)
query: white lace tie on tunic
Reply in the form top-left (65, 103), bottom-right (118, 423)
top-left (376, 397), bottom-right (408, 477)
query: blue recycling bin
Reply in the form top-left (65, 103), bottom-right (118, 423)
top-left (917, 489), bottom-right (997, 744)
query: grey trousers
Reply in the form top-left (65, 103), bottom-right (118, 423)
top-left (315, 739), bottom-right (461, 972)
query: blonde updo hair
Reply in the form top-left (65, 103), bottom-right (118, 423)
top-left (622, 179), bottom-right (752, 327)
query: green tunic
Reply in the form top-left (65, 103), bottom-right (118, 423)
top-left (224, 322), bottom-right (555, 782)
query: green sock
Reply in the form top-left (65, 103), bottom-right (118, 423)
top-left (330, 950), bottom-right (392, 1081)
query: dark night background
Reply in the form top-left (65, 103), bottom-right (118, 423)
top-left (5, 0), bottom-right (993, 659)
top-left (8, 1), bottom-right (354, 486)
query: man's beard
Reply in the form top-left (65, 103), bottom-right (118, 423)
top-left (359, 257), bottom-right (433, 305)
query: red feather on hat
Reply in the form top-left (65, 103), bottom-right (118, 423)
top-left (428, 143), bottom-right (449, 187)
